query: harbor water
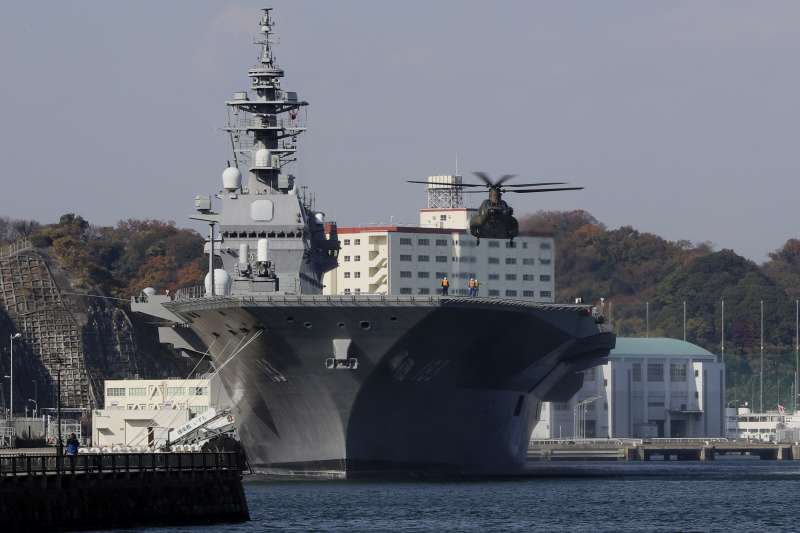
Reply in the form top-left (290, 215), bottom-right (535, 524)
top-left (135, 459), bottom-right (800, 532)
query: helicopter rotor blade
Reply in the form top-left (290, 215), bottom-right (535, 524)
top-left (407, 179), bottom-right (489, 187)
top-left (506, 186), bottom-right (584, 193)
top-left (494, 174), bottom-right (517, 186)
top-left (502, 182), bottom-right (567, 187)
top-left (473, 171), bottom-right (493, 186)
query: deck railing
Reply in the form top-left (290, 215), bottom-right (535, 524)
top-left (0, 451), bottom-right (245, 477)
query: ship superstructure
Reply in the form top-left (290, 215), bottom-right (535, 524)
top-left (193, 8), bottom-right (338, 299)
top-left (133, 8), bottom-right (615, 478)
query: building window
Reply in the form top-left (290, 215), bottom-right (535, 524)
top-left (523, 274), bottom-right (534, 281)
top-left (193, 387), bottom-right (208, 396)
top-left (128, 387), bottom-right (147, 396)
top-left (540, 275), bottom-right (551, 282)
top-left (488, 289), bottom-right (500, 296)
top-left (505, 273), bottom-right (517, 281)
top-left (540, 291), bottom-right (552, 298)
top-left (632, 363), bottom-right (642, 382)
top-left (539, 258), bottom-right (552, 265)
top-left (435, 239), bottom-right (448, 246)
top-left (440, 214), bottom-right (447, 221)
top-left (343, 239), bottom-right (351, 246)
top-left (418, 288), bottom-right (430, 295)
top-left (344, 272), bottom-right (351, 278)
top-left (435, 255), bottom-right (448, 263)
top-left (670, 363), bottom-right (687, 382)
top-left (400, 271), bottom-right (412, 278)
top-left (354, 239), bottom-right (361, 245)
top-left (400, 254), bottom-right (412, 261)
top-left (522, 242), bottom-right (528, 249)
top-left (418, 238), bottom-right (430, 246)
top-left (400, 238), bottom-right (412, 245)
top-left (522, 258), bottom-right (535, 265)
top-left (435, 272), bottom-right (447, 279)
top-left (458, 256), bottom-right (476, 263)
top-left (488, 257), bottom-right (500, 264)
top-left (354, 272), bottom-right (361, 278)
top-left (488, 241), bottom-right (500, 248)
top-left (418, 255), bottom-right (430, 262)
top-left (107, 388), bottom-right (126, 397)
top-left (695, 369), bottom-right (699, 378)
top-left (505, 257), bottom-right (517, 265)
top-left (417, 272), bottom-right (430, 278)
top-left (488, 273), bottom-right (499, 280)
top-left (540, 242), bottom-right (552, 250)
top-left (344, 288), bottom-right (351, 295)
top-left (505, 290), bottom-right (518, 297)
top-left (523, 290), bottom-right (535, 297)
top-left (354, 255), bottom-right (361, 261)
top-left (505, 241), bottom-right (517, 248)
top-left (647, 363), bottom-right (664, 382)
top-left (343, 256), bottom-right (351, 262)
top-left (399, 288), bottom-right (412, 294)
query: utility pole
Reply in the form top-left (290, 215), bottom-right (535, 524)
top-left (683, 300), bottom-right (686, 341)
top-left (721, 299), bottom-right (725, 363)
top-left (9, 333), bottom-right (21, 420)
top-left (760, 300), bottom-right (764, 413)
top-left (646, 302), bottom-right (650, 338)
top-left (56, 366), bottom-right (63, 466)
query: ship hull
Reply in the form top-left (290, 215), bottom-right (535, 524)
top-left (164, 296), bottom-right (614, 477)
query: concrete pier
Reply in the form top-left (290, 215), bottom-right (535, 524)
top-left (0, 451), bottom-right (249, 532)
top-left (529, 438), bottom-right (800, 462)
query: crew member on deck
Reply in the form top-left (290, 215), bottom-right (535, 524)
top-left (441, 276), bottom-right (449, 296)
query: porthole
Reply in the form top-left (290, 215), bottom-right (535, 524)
top-left (286, 316), bottom-right (295, 323)
top-left (360, 320), bottom-right (371, 331)
top-left (304, 322), bottom-right (313, 329)
top-left (389, 316), bottom-right (398, 322)
top-left (337, 322), bottom-right (345, 329)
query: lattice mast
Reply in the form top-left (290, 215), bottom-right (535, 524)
top-left (224, 8), bottom-right (308, 194)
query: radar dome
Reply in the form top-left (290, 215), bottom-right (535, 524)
top-left (204, 269), bottom-right (232, 296)
top-left (254, 148), bottom-right (271, 168)
top-left (222, 167), bottom-right (242, 191)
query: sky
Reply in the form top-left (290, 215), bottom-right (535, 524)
top-left (1, 1), bottom-right (799, 262)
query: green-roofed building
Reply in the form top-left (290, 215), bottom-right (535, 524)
top-left (531, 337), bottom-right (725, 439)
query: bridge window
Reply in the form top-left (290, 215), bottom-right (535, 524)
top-left (435, 239), bottom-right (448, 246)
top-left (400, 238), bottom-right (412, 245)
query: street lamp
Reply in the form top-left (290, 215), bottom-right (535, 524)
top-left (9, 333), bottom-right (21, 420)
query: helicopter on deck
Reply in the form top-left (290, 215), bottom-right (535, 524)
top-left (407, 172), bottom-right (583, 244)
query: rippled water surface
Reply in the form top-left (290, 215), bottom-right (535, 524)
top-left (136, 460), bottom-right (800, 532)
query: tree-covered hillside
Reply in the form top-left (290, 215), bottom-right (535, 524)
top-left (521, 210), bottom-right (800, 409)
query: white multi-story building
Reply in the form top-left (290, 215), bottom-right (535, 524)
top-left (323, 175), bottom-right (556, 301)
top-left (531, 337), bottom-right (726, 439)
top-left (92, 376), bottom-right (231, 448)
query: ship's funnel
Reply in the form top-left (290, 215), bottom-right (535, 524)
top-left (257, 239), bottom-right (269, 262)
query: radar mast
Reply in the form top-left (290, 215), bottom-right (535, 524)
top-left (224, 8), bottom-right (308, 194)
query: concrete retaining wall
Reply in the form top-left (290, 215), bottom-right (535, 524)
top-left (0, 468), bottom-right (249, 532)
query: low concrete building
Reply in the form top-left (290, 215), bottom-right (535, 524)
top-left (92, 376), bottom-right (230, 448)
top-left (532, 337), bottom-right (726, 439)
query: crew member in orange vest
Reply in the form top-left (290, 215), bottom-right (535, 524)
top-left (440, 276), bottom-right (449, 295)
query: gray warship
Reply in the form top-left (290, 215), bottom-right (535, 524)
top-left (133, 8), bottom-right (615, 477)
